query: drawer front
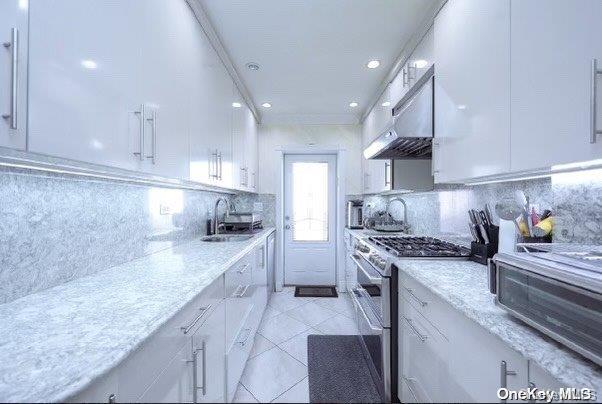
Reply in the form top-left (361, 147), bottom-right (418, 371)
top-left (226, 312), bottom-right (256, 402)
top-left (400, 300), bottom-right (449, 403)
top-left (117, 276), bottom-right (224, 401)
top-left (225, 254), bottom-right (254, 348)
top-left (400, 273), bottom-right (449, 337)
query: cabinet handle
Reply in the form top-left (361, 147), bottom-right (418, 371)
top-left (181, 305), bottom-right (212, 335)
top-left (217, 151), bottom-right (223, 180)
top-left (402, 66), bottom-right (409, 87)
top-left (145, 111), bottom-right (157, 164)
top-left (408, 65), bottom-right (417, 82)
top-left (591, 59), bottom-right (602, 143)
top-left (2, 28), bottom-right (18, 129)
top-left (237, 263), bottom-right (250, 274)
top-left (240, 167), bottom-right (247, 186)
top-left (190, 340), bottom-right (207, 403)
top-left (237, 327), bottom-right (252, 346)
top-left (500, 360), bottom-right (517, 402)
top-left (384, 162), bottom-right (391, 187)
top-left (404, 287), bottom-right (428, 307)
top-left (233, 284), bottom-right (250, 298)
top-left (403, 316), bottom-right (427, 342)
top-left (133, 104), bottom-right (145, 161)
top-left (402, 377), bottom-right (419, 401)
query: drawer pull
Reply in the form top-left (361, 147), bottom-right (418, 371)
top-left (181, 305), bottom-right (212, 334)
top-left (237, 263), bottom-right (250, 274)
top-left (404, 287), bottom-right (428, 307)
top-left (233, 285), bottom-right (250, 298)
top-left (237, 327), bottom-right (252, 346)
top-left (403, 316), bottom-right (427, 342)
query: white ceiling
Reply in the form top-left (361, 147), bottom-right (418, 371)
top-left (200, 0), bottom-right (436, 125)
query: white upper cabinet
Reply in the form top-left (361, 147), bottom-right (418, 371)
top-left (189, 36), bottom-right (233, 188)
top-left (231, 87), bottom-right (246, 190)
top-left (138, 0), bottom-right (196, 180)
top-left (244, 108), bottom-right (258, 191)
top-left (361, 109), bottom-right (391, 194)
top-left (0, 0), bottom-right (28, 150)
top-left (28, 0), bottom-right (144, 171)
top-left (434, 0), bottom-right (511, 183)
top-left (407, 28), bottom-right (434, 88)
top-left (510, 0), bottom-right (602, 171)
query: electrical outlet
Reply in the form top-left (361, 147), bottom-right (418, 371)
top-left (160, 204), bottom-right (172, 215)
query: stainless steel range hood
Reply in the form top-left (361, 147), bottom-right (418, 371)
top-left (364, 65), bottom-right (434, 160)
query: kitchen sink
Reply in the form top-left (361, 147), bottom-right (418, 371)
top-left (201, 234), bottom-right (253, 242)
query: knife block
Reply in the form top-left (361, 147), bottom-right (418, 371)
top-left (470, 225), bottom-right (499, 265)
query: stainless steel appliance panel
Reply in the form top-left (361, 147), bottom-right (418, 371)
top-left (495, 262), bottom-right (602, 365)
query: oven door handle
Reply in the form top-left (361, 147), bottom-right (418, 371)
top-left (351, 254), bottom-right (382, 285)
top-left (351, 289), bottom-right (382, 332)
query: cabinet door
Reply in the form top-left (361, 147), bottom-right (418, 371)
top-left (407, 27), bottom-right (434, 85)
top-left (138, 344), bottom-right (192, 403)
top-left (528, 361), bottom-right (563, 395)
top-left (369, 159), bottom-right (391, 194)
top-left (244, 107), bottom-right (258, 192)
top-left (138, 0), bottom-right (195, 180)
top-left (193, 302), bottom-right (226, 403)
top-left (28, 0), bottom-right (144, 170)
top-left (400, 301), bottom-right (449, 403)
top-left (231, 86), bottom-right (246, 190)
top-left (434, 0), bottom-right (511, 183)
top-left (189, 38), bottom-right (233, 188)
top-left (447, 307), bottom-right (528, 402)
top-left (510, 0), bottom-right (602, 171)
top-left (0, 0), bottom-right (27, 150)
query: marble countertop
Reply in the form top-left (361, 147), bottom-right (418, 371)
top-left (345, 228), bottom-right (601, 390)
top-left (0, 228), bottom-right (275, 403)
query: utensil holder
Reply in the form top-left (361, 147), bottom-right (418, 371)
top-left (470, 225), bottom-right (499, 265)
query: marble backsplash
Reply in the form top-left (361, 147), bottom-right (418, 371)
top-left (0, 166), bottom-right (258, 304)
top-left (357, 168), bottom-right (602, 245)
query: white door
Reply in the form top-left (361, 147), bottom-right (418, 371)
top-left (284, 154), bottom-right (336, 286)
top-left (0, 0), bottom-right (28, 150)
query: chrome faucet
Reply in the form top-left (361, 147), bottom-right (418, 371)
top-left (386, 197), bottom-right (408, 224)
top-left (213, 197), bottom-right (231, 235)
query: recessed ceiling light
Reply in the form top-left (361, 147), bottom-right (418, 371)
top-left (381, 101), bottom-right (391, 107)
top-left (367, 60), bottom-right (380, 69)
top-left (81, 60), bottom-right (97, 69)
top-left (349, 102), bottom-right (358, 108)
top-left (232, 102), bottom-right (242, 108)
top-left (262, 102), bottom-right (272, 108)
top-left (246, 62), bottom-right (260, 71)
top-left (414, 59), bottom-right (429, 69)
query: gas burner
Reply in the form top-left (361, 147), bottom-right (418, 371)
top-left (367, 236), bottom-right (470, 259)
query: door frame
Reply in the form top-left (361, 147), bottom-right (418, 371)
top-left (274, 147), bottom-right (347, 292)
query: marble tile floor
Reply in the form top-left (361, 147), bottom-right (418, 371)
top-left (233, 287), bottom-right (358, 403)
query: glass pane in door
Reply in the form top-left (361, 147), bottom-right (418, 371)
top-left (291, 162), bottom-right (329, 241)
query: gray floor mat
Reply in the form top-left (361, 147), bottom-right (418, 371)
top-left (307, 334), bottom-right (382, 403)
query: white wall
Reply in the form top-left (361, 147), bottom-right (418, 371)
top-left (257, 124), bottom-right (363, 195)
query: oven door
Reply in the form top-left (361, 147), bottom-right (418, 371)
top-left (351, 252), bottom-right (390, 327)
top-left (350, 286), bottom-right (390, 402)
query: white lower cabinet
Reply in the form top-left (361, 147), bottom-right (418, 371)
top-left (68, 239), bottom-right (271, 404)
top-left (397, 272), bottom-right (565, 403)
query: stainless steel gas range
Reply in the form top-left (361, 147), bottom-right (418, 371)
top-left (348, 235), bottom-right (470, 402)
